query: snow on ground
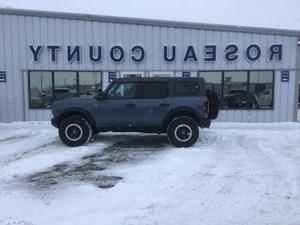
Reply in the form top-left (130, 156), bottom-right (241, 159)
top-left (0, 122), bottom-right (300, 225)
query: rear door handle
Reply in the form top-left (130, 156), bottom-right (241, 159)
top-left (125, 103), bottom-right (135, 107)
top-left (159, 103), bottom-right (169, 107)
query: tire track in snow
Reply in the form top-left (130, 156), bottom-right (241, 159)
top-left (247, 137), bottom-right (300, 224)
top-left (143, 130), bottom-right (252, 225)
top-left (1, 140), bottom-right (60, 165)
top-left (0, 130), bottom-right (58, 161)
top-left (223, 130), bottom-right (300, 225)
top-left (171, 129), bottom-right (280, 225)
top-left (203, 134), bottom-right (257, 221)
top-left (227, 132), bottom-right (297, 225)
top-left (0, 133), bottom-right (59, 170)
top-left (126, 129), bottom-right (255, 225)
top-left (0, 134), bottom-right (34, 144)
top-left (0, 141), bottom-right (109, 184)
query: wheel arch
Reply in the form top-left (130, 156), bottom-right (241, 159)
top-left (57, 108), bottom-right (96, 130)
top-left (162, 107), bottom-right (202, 132)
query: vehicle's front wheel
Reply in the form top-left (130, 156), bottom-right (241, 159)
top-left (167, 116), bottom-right (199, 147)
top-left (58, 116), bottom-right (92, 147)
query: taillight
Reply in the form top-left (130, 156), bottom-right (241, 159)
top-left (204, 101), bottom-right (209, 114)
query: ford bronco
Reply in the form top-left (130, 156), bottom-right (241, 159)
top-left (51, 77), bottom-right (218, 147)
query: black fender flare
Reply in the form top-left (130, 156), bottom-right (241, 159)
top-left (56, 107), bottom-right (96, 129)
top-left (162, 107), bottom-right (203, 131)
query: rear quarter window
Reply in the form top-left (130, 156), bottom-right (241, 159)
top-left (138, 82), bottom-right (169, 98)
top-left (174, 81), bottom-right (203, 96)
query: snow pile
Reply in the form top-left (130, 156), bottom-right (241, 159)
top-left (0, 122), bottom-right (300, 225)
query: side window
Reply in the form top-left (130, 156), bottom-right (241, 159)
top-left (174, 81), bottom-right (201, 96)
top-left (139, 82), bottom-right (168, 98)
top-left (106, 82), bottom-right (138, 99)
top-left (29, 71), bottom-right (52, 108)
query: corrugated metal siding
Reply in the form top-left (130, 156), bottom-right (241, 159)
top-left (297, 45), bottom-right (300, 69)
top-left (296, 45), bottom-right (300, 121)
top-left (0, 13), bottom-right (298, 122)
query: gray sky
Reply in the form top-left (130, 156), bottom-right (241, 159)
top-left (0, 0), bottom-right (300, 30)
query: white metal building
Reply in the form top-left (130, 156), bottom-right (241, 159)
top-left (0, 8), bottom-right (300, 123)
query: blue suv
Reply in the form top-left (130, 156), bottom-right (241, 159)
top-left (51, 77), bottom-right (218, 147)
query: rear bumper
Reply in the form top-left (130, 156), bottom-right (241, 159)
top-left (51, 118), bottom-right (58, 127)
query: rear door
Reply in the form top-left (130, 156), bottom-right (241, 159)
top-left (136, 81), bottom-right (171, 127)
top-left (172, 80), bottom-right (207, 117)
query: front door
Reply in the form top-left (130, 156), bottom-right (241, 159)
top-left (98, 82), bottom-right (138, 129)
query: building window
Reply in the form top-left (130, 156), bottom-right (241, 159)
top-left (53, 71), bottom-right (78, 101)
top-left (28, 70), bottom-right (102, 109)
top-left (121, 71), bottom-right (144, 78)
top-left (249, 71), bottom-right (273, 109)
top-left (199, 70), bottom-right (274, 110)
top-left (149, 71), bottom-right (174, 77)
top-left (29, 71), bottom-right (52, 108)
top-left (79, 71), bottom-right (102, 97)
top-left (223, 71), bottom-right (248, 109)
top-left (199, 71), bottom-right (222, 105)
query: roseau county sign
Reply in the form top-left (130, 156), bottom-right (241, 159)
top-left (29, 44), bottom-right (283, 64)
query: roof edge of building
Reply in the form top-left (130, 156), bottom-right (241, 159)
top-left (1, 7), bottom-right (300, 38)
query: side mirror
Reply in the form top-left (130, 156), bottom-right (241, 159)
top-left (96, 89), bottom-right (105, 100)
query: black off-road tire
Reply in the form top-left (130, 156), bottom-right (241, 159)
top-left (58, 116), bottom-right (92, 147)
top-left (167, 116), bottom-right (199, 147)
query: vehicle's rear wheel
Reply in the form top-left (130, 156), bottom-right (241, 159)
top-left (59, 116), bottom-right (92, 147)
top-left (167, 116), bottom-right (199, 147)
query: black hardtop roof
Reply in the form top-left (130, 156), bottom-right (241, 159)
top-left (113, 77), bottom-right (205, 83)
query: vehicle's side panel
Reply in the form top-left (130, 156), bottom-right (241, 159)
top-left (136, 97), bottom-right (173, 127)
top-left (171, 96), bottom-right (208, 118)
top-left (97, 99), bottom-right (137, 128)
